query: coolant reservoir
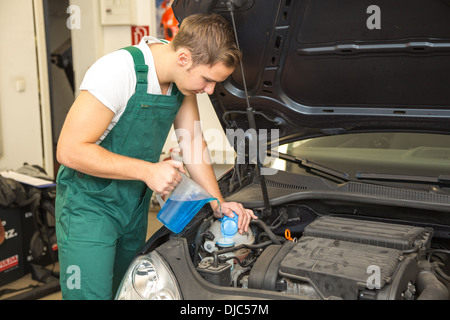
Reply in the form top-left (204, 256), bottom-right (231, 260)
top-left (207, 214), bottom-right (254, 248)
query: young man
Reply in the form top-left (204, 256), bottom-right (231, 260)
top-left (55, 13), bottom-right (257, 300)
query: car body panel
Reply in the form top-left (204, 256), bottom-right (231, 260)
top-left (173, 0), bottom-right (450, 144)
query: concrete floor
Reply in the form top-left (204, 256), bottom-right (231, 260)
top-left (0, 207), bottom-right (162, 300)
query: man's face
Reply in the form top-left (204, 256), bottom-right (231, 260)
top-left (177, 61), bottom-right (235, 96)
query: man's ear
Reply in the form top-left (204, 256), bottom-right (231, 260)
top-left (177, 49), bottom-right (191, 68)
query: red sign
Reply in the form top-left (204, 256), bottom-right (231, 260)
top-left (131, 26), bottom-right (150, 45)
top-left (0, 255), bottom-right (18, 273)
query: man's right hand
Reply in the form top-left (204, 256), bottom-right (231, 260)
top-left (144, 160), bottom-right (185, 195)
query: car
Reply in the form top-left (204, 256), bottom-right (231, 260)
top-left (115, 0), bottom-right (450, 301)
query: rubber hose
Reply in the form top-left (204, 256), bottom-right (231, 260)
top-left (417, 270), bottom-right (449, 300)
top-left (250, 219), bottom-right (282, 245)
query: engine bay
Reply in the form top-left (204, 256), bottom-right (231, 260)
top-left (192, 209), bottom-right (450, 300)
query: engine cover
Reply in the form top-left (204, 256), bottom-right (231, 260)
top-left (279, 236), bottom-right (416, 299)
top-left (248, 216), bottom-right (431, 299)
top-left (303, 216), bottom-right (431, 251)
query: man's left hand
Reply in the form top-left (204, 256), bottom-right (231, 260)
top-left (211, 201), bottom-right (258, 234)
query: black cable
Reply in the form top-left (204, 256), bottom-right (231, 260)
top-left (218, 254), bottom-right (257, 268)
top-left (251, 219), bottom-right (282, 245)
top-left (0, 284), bottom-right (40, 299)
top-left (193, 215), bottom-right (214, 266)
top-left (212, 240), bottom-right (273, 268)
top-left (427, 248), bottom-right (450, 262)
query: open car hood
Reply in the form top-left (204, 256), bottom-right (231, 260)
top-left (173, 0), bottom-right (450, 144)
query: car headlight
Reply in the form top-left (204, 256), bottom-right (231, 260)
top-left (115, 251), bottom-right (181, 300)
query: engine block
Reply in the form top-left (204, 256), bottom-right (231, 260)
top-left (248, 216), bottom-right (432, 299)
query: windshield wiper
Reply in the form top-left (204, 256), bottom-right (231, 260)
top-left (356, 172), bottom-right (450, 187)
top-left (273, 152), bottom-right (450, 187)
top-left (274, 151), bottom-right (350, 181)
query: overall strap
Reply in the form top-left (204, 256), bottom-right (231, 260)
top-left (122, 46), bottom-right (148, 93)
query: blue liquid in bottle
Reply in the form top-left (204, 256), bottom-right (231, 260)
top-left (157, 196), bottom-right (218, 233)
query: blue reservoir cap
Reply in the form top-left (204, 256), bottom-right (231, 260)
top-left (221, 213), bottom-right (238, 238)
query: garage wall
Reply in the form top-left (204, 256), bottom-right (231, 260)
top-left (70, 0), bottom-right (155, 95)
top-left (0, 1), bottom-right (45, 172)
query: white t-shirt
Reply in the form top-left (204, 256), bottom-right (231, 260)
top-left (80, 36), bottom-right (173, 143)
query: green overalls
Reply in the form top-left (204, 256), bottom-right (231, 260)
top-left (55, 46), bottom-right (184, 300)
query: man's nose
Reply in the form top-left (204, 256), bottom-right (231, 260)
top-left (204, 82), bottom-right (216, 95)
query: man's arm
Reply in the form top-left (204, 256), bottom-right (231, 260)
top-left (173, 95), bottom-right (257, 233)
top-left (57, 90), bottom-right (184, 195)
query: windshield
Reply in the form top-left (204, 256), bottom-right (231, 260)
top-left (271, 132), bottom-right (450, 179)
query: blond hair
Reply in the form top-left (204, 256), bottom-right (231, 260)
top-left (171, 13), bottom-right (242, 69)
